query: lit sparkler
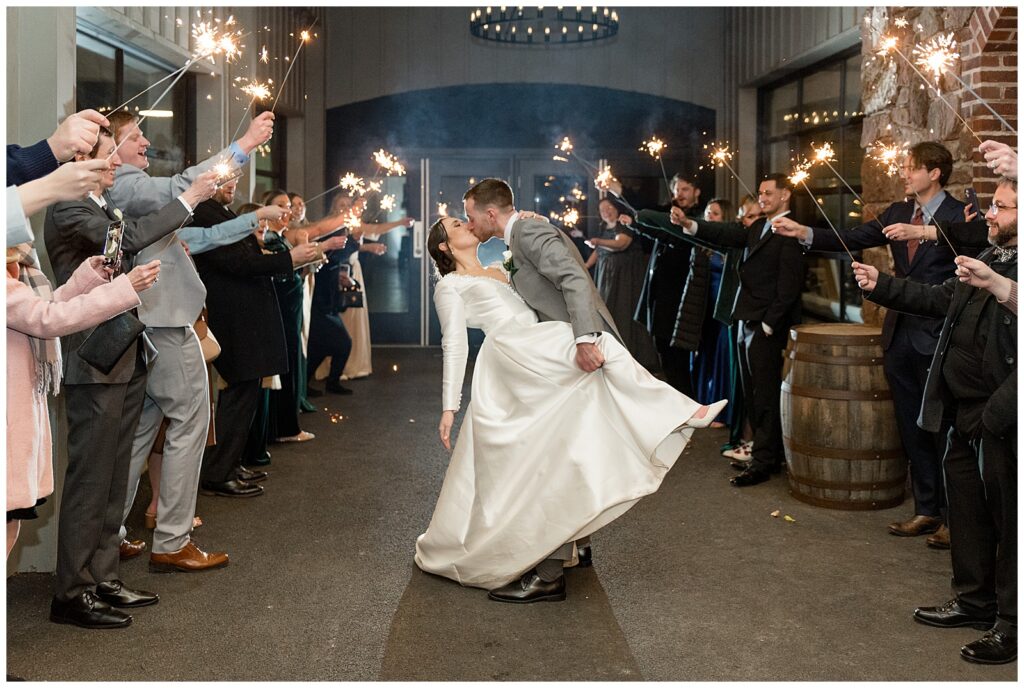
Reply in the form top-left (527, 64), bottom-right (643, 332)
top-left (554, 136), bottom-right (598, 174)
top-left (789, 159), bottom-right (855, 261)
top-left (380, 194), bottom-right (397, 213)
top-left (339, 173), bottom-right (366, 196)
top-left (230, 78), bottom-right (274, 146)
top-left (260, 45), bottom-right (270, 64)
top-left (271, 20), bottom-right (317, 112)
top-left (913, 32), bottom-right (959, 85)
top-left (894, 17), bottom-right (908, 28)
top-left (641, 136), bottom-right (671, 194)
top-left (594, 164), bottom-right (614, 190)
top-left (437, 202), bottom-right (449, 217)
top-left (706, 142), bottom-right (756, 199)
top-left (869, 140), bottom-right (905, 177)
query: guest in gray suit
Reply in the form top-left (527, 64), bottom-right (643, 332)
top-left (462, 178), bottom-right (619, 603)
top-left (105, 110), bottom-right (275, 571)
top-left (43, 128), bottom-right (216, 629)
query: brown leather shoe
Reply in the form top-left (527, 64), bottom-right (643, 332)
top-left (119, 538), bottom-right (147, 560)
top-left (888, 515), bottom-right (943, 537)
top-left (926, 524), bottom-right (951, 549)
top-left (149, 541), bottom-right (229, 573)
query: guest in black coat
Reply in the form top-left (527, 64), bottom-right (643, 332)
top-left (192, 203), bottom-right (320, 498)
top-left (672, 173), bottom-right (804, 487)
top-left (773, 142), bottom-right (989, 544)
top-left (852, 176), bottom-right (1017, 666)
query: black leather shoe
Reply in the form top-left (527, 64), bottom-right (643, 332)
top-left (488, 571), bottom-right (566, 603)
top-left (325, 379), bottom-right (354, 395)
top-left (50, 591), bottom-right (132, 629)
top-left (236, 466), bottom-right (268, 483)
top-left (248, 450), bottom-right (271, 467)
top-left (961, 630), bottom-right (1017, 664)
top-left (577, 544), bottom-right (592, 568)
top-left (914, 599), bottom-right (996, 630)
top-left (730, 467), bottom-right (772, 486)
top-left (200, 479), bottom-right (264, 498)
top-left (730, 461), bottom-right (780, 474)
top-left (95, 580), bottom-right (159, 608)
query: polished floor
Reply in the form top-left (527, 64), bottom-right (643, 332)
top-left (5, 348), bottom-right (1016, 681)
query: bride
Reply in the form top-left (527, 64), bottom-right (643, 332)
top-left (414, 215), bottom-right (725, 595)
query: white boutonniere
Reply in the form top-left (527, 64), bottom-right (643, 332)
top-left (502, 250), bottom-right (517, 276)
top-left (113, 208), bottom-right (123, 220)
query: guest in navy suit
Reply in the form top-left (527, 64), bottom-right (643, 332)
top-left (773, 142), bottom-right (989, 544)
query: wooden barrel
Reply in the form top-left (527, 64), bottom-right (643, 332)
top-left (780, 323), bottom-right (906, 510)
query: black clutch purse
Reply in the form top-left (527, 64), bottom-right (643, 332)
top-left (77, 312), bottom-right (146, 375)
top-left (338, 278), bottom-right (364, 311)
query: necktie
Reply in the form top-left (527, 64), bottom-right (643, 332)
top-left (907, 207), bottom-right (923, 264)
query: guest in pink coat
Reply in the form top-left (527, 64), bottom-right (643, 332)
top-left (6, 245), bottom-right (160, 557)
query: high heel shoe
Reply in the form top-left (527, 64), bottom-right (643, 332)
top-left (685, 399), bottom-right (729, 429)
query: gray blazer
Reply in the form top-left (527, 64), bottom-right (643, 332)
top-left (509, 216), bottom-right (621, 341)
top-left (43, 193), bottom-right (189, 384)
top-left (108, 145), bottom-right (233, 218)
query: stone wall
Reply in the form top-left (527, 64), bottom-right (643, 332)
top-left (858, 6), bottom-right (1017, 326)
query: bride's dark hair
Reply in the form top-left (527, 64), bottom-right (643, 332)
top-left (428, 218), bottom-right (457, 277)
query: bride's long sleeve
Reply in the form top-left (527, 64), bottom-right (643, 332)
top-left (434, 281), bottom-right (468, 412)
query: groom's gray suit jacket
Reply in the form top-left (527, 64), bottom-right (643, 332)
top-left (508, 216), bottom-right (621, 342)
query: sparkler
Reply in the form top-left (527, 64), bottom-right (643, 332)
top-left (707, 143), bottom-right (756, 199)
top-left (230, 78), bottom-right (274, 144)
top-left (789, 161), bottom-right (856, 261)
top-left (913, 33), bottom-right (1017, 135)
top-left (594, 164), bottom-right (615, 190)
top-left (271, 22), bottom-right (316, 113)
top-left (437, 202), bottom-right (449, 217)
top-left (380, 194), bottom-right (397, 213)
top-left (870, 27), bottom-right (987, 143)
top-left (553, 136), bottom-right (598, 175)
top-left (260, 46), bottom-right (270, 64)
top-left (372, 149), bottom-right (406, 176)
top-left (640, 136), bottom-right (672, 195)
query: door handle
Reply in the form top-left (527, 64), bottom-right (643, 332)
top-left (412, 220), bottom-right (424, 258)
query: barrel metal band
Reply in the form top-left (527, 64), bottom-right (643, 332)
top-left (789, 487), bottom-right (905, 511)
top-left (782, 381), bottom-right (892, 401)
top-left (790, 332), bottom-right (882, 346)
top-left (787, 470), bottom-right (906, 492)
top-left (784, 437), bottom-right (904, 461)
top-left (787, 350), bottom-right (885, 366)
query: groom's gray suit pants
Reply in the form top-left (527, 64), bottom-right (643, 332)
top-left (536, 536), bottom-right (592, 581)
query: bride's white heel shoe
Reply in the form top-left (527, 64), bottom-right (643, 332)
top-left (685, 399), bottom-right (729, 429)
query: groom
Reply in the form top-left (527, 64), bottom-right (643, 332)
top-left (463, 178), bottom-right (620, 603)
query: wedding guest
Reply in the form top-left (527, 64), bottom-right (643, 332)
top-left (671, 174), bottom-right (804, 487)
top-left (587, 196), bottom-right (658, 371)
top-left (955, 255), bottom-right (1017, 314)
top-left (7, 248), bottom-right (153, 558)
top-left (43, 126), bottom-right (211, 629)
top-left (852, 176), bottom-right (1017, 665)
top-left (773, 142), bottom-right (988, 544)
top-left (262, 189), bottom-right (316, 442)
top-left (107, 110), bottom-right (272, 571)
top-left (979, 140), bottom-right (1017, 180)
top-left (7, 109), bottom-right (108, 186)
top-left (691, 198), bottom-right (736, 428)
top-left (193, 201), bottom-right (321, 497)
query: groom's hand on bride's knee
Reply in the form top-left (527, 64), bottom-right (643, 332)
top-left (575, 342), bottom-right (605, 372)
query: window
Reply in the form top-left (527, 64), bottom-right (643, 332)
top-left (759, 47), bottom-right (865, 322)
top-left (75, 30), bottom-right (190, 177)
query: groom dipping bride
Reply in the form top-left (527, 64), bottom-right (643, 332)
top-left (414, 178), bottom-right (726, 603)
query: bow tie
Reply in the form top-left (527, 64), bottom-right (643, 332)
top-left (993, 246), bottom-right (1017, 263)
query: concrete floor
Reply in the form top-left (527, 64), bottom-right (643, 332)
top-left (6, 348), bottom-right (1016, 681)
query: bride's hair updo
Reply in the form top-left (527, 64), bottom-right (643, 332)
top-left (428, 218), bottom-right (457, 277)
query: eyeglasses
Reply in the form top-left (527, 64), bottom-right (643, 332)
top-left (987, 202), bottom-right (1018, 214)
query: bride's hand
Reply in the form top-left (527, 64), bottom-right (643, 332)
top-left (439, 410), bottom-right (455, 450)
top-left (517, 211), bottom-right (549, 222)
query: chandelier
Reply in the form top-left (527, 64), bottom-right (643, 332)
top-left (469, 6), bottom-right (620, 45)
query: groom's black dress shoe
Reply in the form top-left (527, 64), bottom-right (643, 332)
top-left (961, 630), bottom-right (1017, 664)
top-left (200, 479), bottom-right (263, 498)
top-left (95, 580), bottom-right (159, 608)
top-left (235, 466), bottom-right (268, 483)
top-left (488, 571), bottom-right (566, 603)
top-left (577, 545), bottom-right (592, 568)
top-left (50, 591), bottom-right (132, 629)
top-left (914, 599), bottom-right (996, 630)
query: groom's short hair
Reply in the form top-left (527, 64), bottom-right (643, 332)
top-left (464, 178), bottom-right (514, 210)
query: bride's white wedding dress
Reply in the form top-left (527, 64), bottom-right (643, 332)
top-left (414, 269), bottom-right (701, 590)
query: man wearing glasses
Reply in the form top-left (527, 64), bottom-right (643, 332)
top-left (852, 176), bottom-right (1017, 665)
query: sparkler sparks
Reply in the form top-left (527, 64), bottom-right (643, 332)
top-left (811, 142), bottom-right (836, 164)
top-left (869, 140), bottom-right (906, 177)
top-left (894, 17), bottom-right (908, 28)
top-left (556, 137), bottom-right (574, 154)
top-left (240, 79), bottom-right (272, 102)
top-left (380, 194), bottom-right (397, 213)
top-left (913, 33), bottom-right (959, 84)
top-left (594, 164), bottom-right (614, 190)
top-left (876, 35), bottom-right (899, 57)
top-left (437, 202), bottom-right (449, 217)
top-left (260, 45), bottom-right (270, 64)
top-left (339, 173), bottom-right (366, 196)
top-left (640, 137), bottom-right (666, 159)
